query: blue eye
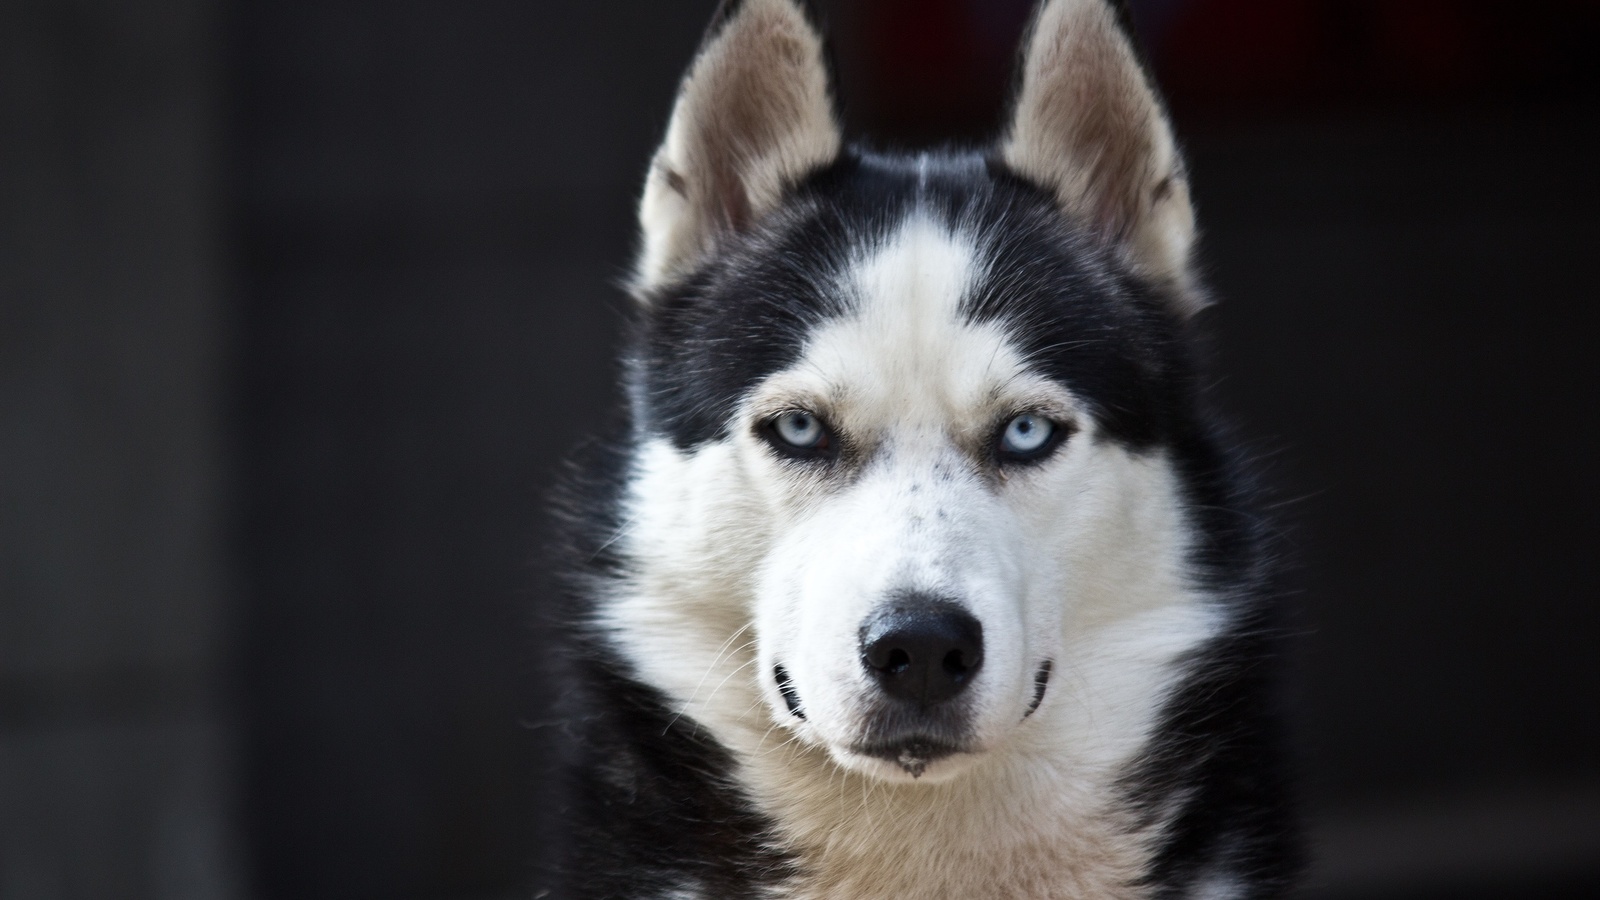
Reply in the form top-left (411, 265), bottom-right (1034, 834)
top-left (768, 410), bottom-right (831, 455)
top-left (998, 413), bottom-right (1059, 460)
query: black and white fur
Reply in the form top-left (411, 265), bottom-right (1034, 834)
top-left (550, 1), bottom-right (1300, 896)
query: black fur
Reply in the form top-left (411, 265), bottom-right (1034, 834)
top-left (638, 150), bottom-right (1188, 452)
top-left (553, 649), bottom-right (796, 897)
top-left (546, 2), bottom-right (1300, 896)
top-left (550, 145), bottom-right (1301, 897)
top-left (545, 435), bottom-right (795, 899)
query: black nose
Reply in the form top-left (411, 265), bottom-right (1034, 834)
top-left (861, 600), bottom-right (984, 706)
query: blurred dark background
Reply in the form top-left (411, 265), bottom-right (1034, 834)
top-left (3, 0), bottom-right (1598, 898)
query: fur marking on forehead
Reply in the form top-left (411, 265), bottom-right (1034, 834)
top-left (779, 214), bottom-right (1040, 429)
top-left (847, 213), bottom-right (979, 335)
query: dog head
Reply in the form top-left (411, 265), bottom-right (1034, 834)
top-left (607, 0), bottom-right (1210, 784)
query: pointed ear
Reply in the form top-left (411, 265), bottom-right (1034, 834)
top-left (1001, 0), bottom-right (1200, 311)
top-left (634, 0), bottom-right (841, 295)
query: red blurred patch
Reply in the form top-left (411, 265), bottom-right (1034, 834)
top-left (851, 0), bottom-right (1032, 143)
top-left (834, 0), bottom-right (1600, 134)
top-left (1153, 0), bottom-right (1600, 119)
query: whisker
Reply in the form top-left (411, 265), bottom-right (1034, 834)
top-left (661, 626), bottom-right (758, 735)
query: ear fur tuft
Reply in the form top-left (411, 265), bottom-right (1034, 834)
top-left (1002, 0), bottom-right (1201, 313)
top-left (634, 0), bottom-right (840, 296)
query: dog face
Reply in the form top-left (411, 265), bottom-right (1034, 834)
top-left (604, 0), bottom-right (1207, 784)
top-left (737, 211), bottom-right (1201, 783)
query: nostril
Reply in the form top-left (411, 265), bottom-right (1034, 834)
top-left (860, 598), bottom-right (984, 706)
top-left (865, 644), bottom-right (913, 674)
top-left (942, 647), bottom-right (974, 677)
top-left (885, 648), bottom-right (911, 674)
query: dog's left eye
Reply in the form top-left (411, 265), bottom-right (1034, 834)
top-left (997, 413), bottom-right (1061, 461)
top-left (765, 410), bottom-right (833, 458)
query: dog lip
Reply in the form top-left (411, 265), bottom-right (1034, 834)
top-left (849, 736), bottom-right (966, 777)
top-left (774, 665), bottom-right (805, 719)
top-left (1023, 659), bottom-right (1053, 719)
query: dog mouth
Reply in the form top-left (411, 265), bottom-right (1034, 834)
top-left (848, 661), bottom-right (1053, 776)
top-left (775, 664), bottom-right (971, 776)
top-left (850, 736), bottom-right (965, 778)
top-left (776, 660), bottom-right (1054, 777)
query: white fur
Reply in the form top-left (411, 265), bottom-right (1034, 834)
top-left (1191, 873), bottom-right (1248, 900)
top-left (1003, 0), bottom-right (1199, 309)
top-left (600, 215), bottom-right (1224, 897)
top-left (635, 0), bottom-right (840, 293)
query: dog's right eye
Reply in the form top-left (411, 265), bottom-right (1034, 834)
top-left (763, 410), bottom-right (834, 459)
top-left (996, 412), bottom-right (1067, 464)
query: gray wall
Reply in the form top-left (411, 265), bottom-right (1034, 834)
top-left (1, 1), bottom-right (241, 897)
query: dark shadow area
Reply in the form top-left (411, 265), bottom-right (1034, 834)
top-left (3, 1), bottom-right (1596, 898)
top-left (229, 3), bottom-right (708, 896)
top-left (229, 1), bottom-right (1600, 896)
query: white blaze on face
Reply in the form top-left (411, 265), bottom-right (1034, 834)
top-left (607, 213), bottom-right (1216, 790)
top-left (736, 215), bottom-right (1068, 778)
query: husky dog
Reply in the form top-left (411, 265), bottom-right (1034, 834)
top-left (551, 0), bottom-right (1300, 896)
